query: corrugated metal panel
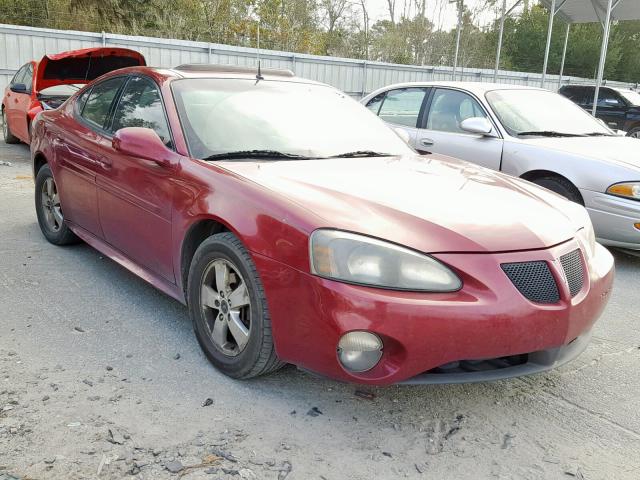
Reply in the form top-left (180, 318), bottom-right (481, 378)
top-left (0, 22), bottom-right (634, 98)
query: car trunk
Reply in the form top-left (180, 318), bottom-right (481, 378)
top-left (35, 47), bottom-right (146, 92)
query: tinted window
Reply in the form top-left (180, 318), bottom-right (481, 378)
top-left (81, 77), bottom-right (124, 129)
top-left (23, 64), bottom-right (34, 92)
top-left (560, 86), bottom-right (588, 104)
top-left (377, 88), bottom-right (426, 127)
top-left (427, 89), bottom-right (486, 133)
top-left (11, 64), bottom-right (29, 86)
top-left (597, 88), bottom-right (623, 107)
top-left (366, 93), bottom-right (385, 115)
top-left (76, 88), bottom-right (92, 114)
top-left (111, 76), bottom-right (171, 146)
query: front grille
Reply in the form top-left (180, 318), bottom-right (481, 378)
top-left (430, 354), bottom-right (529, 374)
top-left (501, 261), bottom-right (560, 304)
top-left (560, 249), bottom-right (584, 297)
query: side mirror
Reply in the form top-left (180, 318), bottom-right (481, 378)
top-left (460, 117), bottom-right (494, 136)
top-left (10, 83), bottom-right (27, 94)
top-left (112, 127), bottom-right (176, 169)
top-left (393, 127), bottom-right (411, 144)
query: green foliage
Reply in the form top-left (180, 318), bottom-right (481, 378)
top-left (0, 0), bottom-right (637, 82)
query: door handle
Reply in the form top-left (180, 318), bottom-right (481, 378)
top-left (420, 138), bottom-right (434, 147)
top-left (97, 156), bottom-right (112, 170)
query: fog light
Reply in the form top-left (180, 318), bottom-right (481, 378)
top-left (337, 331), bottom-right (383, 373)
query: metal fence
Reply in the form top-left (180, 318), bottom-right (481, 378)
top-left (0, 22), bottom-right (634, 98)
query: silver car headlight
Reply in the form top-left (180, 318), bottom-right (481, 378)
top-left (309, 229), bottom-right (462, 292)
top-left (606, 182), bottom-right (640, 201)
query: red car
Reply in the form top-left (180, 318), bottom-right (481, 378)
top-left (2, 47), bottom-right (145, 144)
top-left (30, 65), bottom-right (615, 385)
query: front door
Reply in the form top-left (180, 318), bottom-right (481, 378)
top-left (96, 75), bottom-right (176, 282)
top-left (5, 63), bottom-right (32, 142)
top-left (418, 88), bottom-right (503, 171)
top-left (55, 76), bottom-right (126, 237)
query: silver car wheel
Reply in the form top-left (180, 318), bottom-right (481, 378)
top-left (201, 259), bottom-right (251, 357)
top-left (41, 177), bottom-right (63, 232)
top-left (630, 130), bottom-right (640, 139)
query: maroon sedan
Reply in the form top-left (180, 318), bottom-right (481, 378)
top-left (30, 65), bottom-right (614, 385)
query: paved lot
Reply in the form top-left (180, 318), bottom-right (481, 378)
top-left (0, 135), bottom-right (639, 480)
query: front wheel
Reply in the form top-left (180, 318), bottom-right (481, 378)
top-left (187, 232), bottom-right (283, 379)
top-left (35, 164), bottom-right (79, 245)
top-left (627, 127), bottom-right (640, 139)
top-left (2, 109), bottom-right (20, 144)
top-left (531, 176), bottom-right (583, 205)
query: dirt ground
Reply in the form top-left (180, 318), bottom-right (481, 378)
top-left (1, 134), bottom-right (639, 480)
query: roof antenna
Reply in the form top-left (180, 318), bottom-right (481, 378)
top-left (255, 25), bottom-right (264, 83)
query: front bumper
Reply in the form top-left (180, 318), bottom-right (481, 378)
top-left (582, 189), bottom-right (640, 250)
top-left (254, 240), bottom-right (614, 386)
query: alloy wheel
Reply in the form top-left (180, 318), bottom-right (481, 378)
top-left (201, 259), bottom-right (251, 356)
top-left (41, 177), bottom-right (63, 232)
top-left (630, 130), bottom-right (640, 139)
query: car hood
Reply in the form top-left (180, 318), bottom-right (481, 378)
top-left (221, 154), bottom-right (584, 254)
top-left (516, 136), bottom-right (640, 171)
top-left (35, 47), bottom-right (146, 92)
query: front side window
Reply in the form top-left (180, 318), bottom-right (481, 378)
top-left (377, 88), bottom-right (427, 128)
top-left (11, 64), bottom-right (29, 87)
top-left (23, 64), bottom-right (34, 92)
top-left (80, 77), bottom-right (125, 129)
top-left (486, 89), bottom-right (612, 136)
top-left (171, 79), bottom-right (414, 160)
top-left (426, 89), bottom-right (486, 133)
top-left (111, 76), bottom-right (171, 147)
top-left (365, 93), bottom-right (385, 115)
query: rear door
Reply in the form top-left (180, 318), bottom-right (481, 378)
top-left (55, 76), bottom-right (126, 237)
top-left (5, 64), bottom-right (32, 141)
top-left (418, 87), bottom-right (503, 171)
top-left (96, 75), bottom-right (176, 282)
top-left (366, 87), bottom-right (429, 152)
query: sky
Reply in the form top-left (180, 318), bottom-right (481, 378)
top-left (364, 0), bottom-right (528, 31)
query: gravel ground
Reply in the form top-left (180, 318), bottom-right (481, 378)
top-left (1, 134), bottom-right (639, 480)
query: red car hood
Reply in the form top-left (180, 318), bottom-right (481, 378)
top-left (35, 47), bottom-right (146, 91)
top-left (222, 154), bottom-right (584, 254)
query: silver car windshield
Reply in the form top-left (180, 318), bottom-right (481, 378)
top-left (171, 78), bottom-right (414, 160)
top-left (486, 89), bottom-right (612, 137)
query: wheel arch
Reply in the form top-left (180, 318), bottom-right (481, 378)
top-left (180, 217), bottom-right (231, 297)
top-left (33, 151), bottom-right (48, 178)
top-left (520, 169), bottom-right (584, 205)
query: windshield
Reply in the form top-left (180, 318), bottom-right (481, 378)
top-left (618, 89), bottom-right (640, 106)
top-left (171, 78), bottom-right (414, 160)
top-left (486, 89), bottom-right (612, 136)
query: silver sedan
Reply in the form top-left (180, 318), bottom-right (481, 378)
top-left (362, 82), bottom-right (640, 251)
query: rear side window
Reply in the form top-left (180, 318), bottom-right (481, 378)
top-left (377, 88), bottom-right (427, 128)
top-left (81, 77), bottom-right (125, 129)
top-left (111, 76), bottom-right (172, 147)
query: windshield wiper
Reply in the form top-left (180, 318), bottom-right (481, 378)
top-left (327, 150), bottom-right (394, 158)
top-left (202, 150), bottom-right (312, 161)
top-left (517, 131), bottom-right (584, 137)
top-left (583, 132), bottom-right (614, 137)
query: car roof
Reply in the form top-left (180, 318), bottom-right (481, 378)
top-left (365, 81), bottom-right (546, 99)
top-left (95, 64), bottom-right (328, 88)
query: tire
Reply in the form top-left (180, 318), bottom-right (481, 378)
top-left (2, 109), bottom-right (20, 144)
top-left (627, 127), bottom-right (640, 139)
top-left (531, 176), bottom-right (583, 205)
top-left (187, 232), bottom-right (284, 379)
top-left (35, 164), bottom-right (80, 245)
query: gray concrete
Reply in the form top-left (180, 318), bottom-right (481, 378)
top-left (0, 136), bottom-right (639, 480)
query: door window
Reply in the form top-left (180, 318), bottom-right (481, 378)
top-left (426, 89), bottom-right (486, 133)
top-left (365, 92), bottom-right (386, 115)
top-left (377, 88), bottom-right (427, 128)
top-left (597, 89), bottom-right (624, 107)
top-left (22, 64), bottom-right (34, 93)
top-left (10, 64), bottom-right (29, 87)
top-left (111, 76), bottom-right (172, 147)
top-left (80, 77), bottom-right (125, 130)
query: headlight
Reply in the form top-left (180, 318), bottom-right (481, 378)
top-left (309, 229), bottom-right (462, 292)
top-left (606, 182), bottom-right (640, 201)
